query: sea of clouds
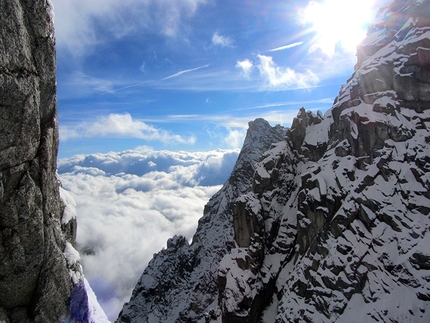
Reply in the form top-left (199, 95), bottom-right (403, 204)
top-left (58, 146), bottom-right (240, 320)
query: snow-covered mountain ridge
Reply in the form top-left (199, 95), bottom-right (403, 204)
top-left (117, 0), bottom-right (430, 322)
top-left (116, 119), bottom-right (286, 322)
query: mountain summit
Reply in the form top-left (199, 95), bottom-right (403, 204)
top-left (117, 0), bottom-right (430, 322)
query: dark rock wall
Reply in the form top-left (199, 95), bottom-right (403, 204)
top-left (0, 1), bottom-right (77, 322)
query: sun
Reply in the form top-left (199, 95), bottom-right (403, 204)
top-left (301, 0), bottom-right (378, 57)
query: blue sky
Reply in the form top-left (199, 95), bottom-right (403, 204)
top-left (52, 0), bottom-right (383, 158)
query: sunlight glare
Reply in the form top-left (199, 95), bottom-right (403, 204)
top-left (302, 0), bottom-right (377, 57)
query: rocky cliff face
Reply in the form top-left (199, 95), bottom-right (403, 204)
top-left (117, 0), bottom-right (430, 322)
top-left (218, 1), bottom-right (430, 321)
top-left (116, 119), bottom-right (285, 323)
top-left (0, 1), bottom-right (107, 322)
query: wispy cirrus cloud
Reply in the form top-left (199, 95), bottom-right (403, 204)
top-left (166, 110), bottom-right (299, 130)
top-left (212, 32), bottom-right (234, 47)
top-left (71, 71), bottom-right (115, 94)
top-left (268, 41), bottom-right (304, 52)
top-left (162, 64), bottom-right (210, 80)
top-left (235, 98), bottom-right (334, 111)
top-left (60, 113), bottom-right (196, 145)
top-left (51, 0), bottom-right (208, 57)
top-left (257, 54), bottom-right (319, 89)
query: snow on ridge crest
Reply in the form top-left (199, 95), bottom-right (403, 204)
top-left (116, 1), bottom-right (430, 322)
top-left (116, 117), bottom-right (286, 323)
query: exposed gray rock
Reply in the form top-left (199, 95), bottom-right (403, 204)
top-left (116, 119), bottom-right (286, 323)
top-left (217, 1), bottom-right (430, 321)
top-left (0, 1), bottom-right (91, 322)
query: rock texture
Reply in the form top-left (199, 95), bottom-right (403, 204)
top-left (0, 1), bottom-right (107, 322)
top-left (116, 119), bottom-right (285, 323)
top-left (117, 0), bottom-right (430, 322)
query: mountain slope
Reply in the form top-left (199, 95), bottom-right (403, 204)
top-left (117, 0), bottom-right (430, 322)
top-left (116, 119), bottom-right (285, 323)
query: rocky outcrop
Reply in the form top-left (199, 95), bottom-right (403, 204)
top-left (116, 119), bottom-right (285, 323)
top-left (0, 1), bottom-right (107, 322)
top-left (217, 0), bottom-right (430, 322)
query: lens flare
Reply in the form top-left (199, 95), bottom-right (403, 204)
top-left (301, 0), bottom-right (377, 57)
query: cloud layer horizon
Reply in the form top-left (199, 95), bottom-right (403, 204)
top-left (58, 147), bottom-right (239, 320)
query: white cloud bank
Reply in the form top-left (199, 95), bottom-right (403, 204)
top-left (60, 113), bottom-right (196, 145)
top-left (58, 147), bottom-right (239, 320)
